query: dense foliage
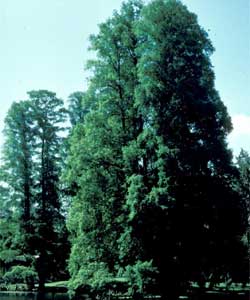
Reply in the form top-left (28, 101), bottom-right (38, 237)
top-left (0, 1), bottom-right (248, 299)
top-left (0, 91), bottom-right (69, 290)
top-left (64, 1), bottom-right (248, 299)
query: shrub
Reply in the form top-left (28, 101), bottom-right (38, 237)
top-left (3, 265), bottom-right (38, 289)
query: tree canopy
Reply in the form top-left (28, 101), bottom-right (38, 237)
top-left (64, 1), bottom-right (248, 299)
top-left (0, 1), bottom-right (248, 299)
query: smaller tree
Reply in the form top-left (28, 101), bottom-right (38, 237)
top-left (27, 90), bottom-right (69, 290)
top-left (2, 101), bottom-right (34, 248)
top-left (233, 149), bottom-right (250, 284)
top-left (237, 149), bottom-right (250, 216)
top-left (0, 101), bottom-right (36, 276)
top-left (68, 91), bottom-right (90, 127)
top-left (0, 91), bottom-right (70, 290)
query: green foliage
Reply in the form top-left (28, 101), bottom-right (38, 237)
top-left (67, 262), bottom-right (112, 298)
top-left (125, 261), bottom-right (158, 297)
top-left (0, 90), bottom-right (70, 290)
top-left (3, 266), bottom-right (38, 286)
top-left (68, 91), bottom-right (90, 127)
top-left (0, 212), bottom-right (24, 277)
top-left (0, 218), bottom-right (20, 260)
top-left (0, 250), bottom-right (20, 264)
top-left (64, 1), bottom-right (247, 299)
top-left (1, 100), bottom-right (34, 251)
top-left (65, 1), bottom-right (143, 295)
top-left (0, 0), bottom-right (247, 298)
top-left (231, 149), bottom-right (250, 283)
top-left (237, 149), bottom-right (250, 213)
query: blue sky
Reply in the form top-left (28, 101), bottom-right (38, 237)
top-left (0, 0), bottom-right (249, 157)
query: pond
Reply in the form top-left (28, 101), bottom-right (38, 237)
top-left (0, 291), bottom-right (248, 300)
top-left (0, 292), bottom-right (69, 300)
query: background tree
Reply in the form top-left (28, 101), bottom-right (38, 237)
top-left (233, 149), bottom-right (250, 284)
top-left (27, 90), bottom-right (69, 290)
top-left (237, 149), bottom-right (250, 218)
top-left (0, 101), bottom-right (35, 271)
top-left (0, 91), bottom-right (70, 290)
top-left (68, 91), bottom-right (89, 127)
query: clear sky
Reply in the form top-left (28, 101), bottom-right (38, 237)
top-left (0, 0), bottom-right (249, 156)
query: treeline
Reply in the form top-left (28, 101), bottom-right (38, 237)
top-left (0, 0), bottom-right (249, 299)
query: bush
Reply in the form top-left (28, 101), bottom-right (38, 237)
top-left (3, 265), bottom-right (38, 289)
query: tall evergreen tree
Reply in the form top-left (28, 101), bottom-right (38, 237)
top-left (65, 1), bottom-right (247, 299)
top-left (27, 90), bottom-right (69, 290)
top-left (120, 0), bottom-right (247, 298)
top-left (0, 91), bottom-right (70, 289)
top-left (65, 0), bottom-right (143, 293)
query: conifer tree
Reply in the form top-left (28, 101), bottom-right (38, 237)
top-left (65, 1), bottom-right (247, 299)
top-left (0, 91), bottom-right (69, 290)
top-left (120, 1), bottom-right (247, 298)
top-left (65, 0), bottom-right (143, 293)
top-left (27, 90), bottom-right (68, 290)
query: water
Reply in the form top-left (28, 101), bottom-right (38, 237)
top-left (0, 292), bottom-right (69, 300)
top-left (0, 292), bottom-right (248, 300)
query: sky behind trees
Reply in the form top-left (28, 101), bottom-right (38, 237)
top-left (0, 0), bottom-right (249, 156)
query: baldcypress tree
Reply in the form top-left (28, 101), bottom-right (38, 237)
top-left (0, 91), bottom-right (70, 289)
top-left (120, 0), bottom-right (247, 299)
top-left (65, 0), bottom-right (247, 299)
top-left (27, 90), bottom-right (69, 290)
top-left (65, 0), bottom-right (142, 294)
